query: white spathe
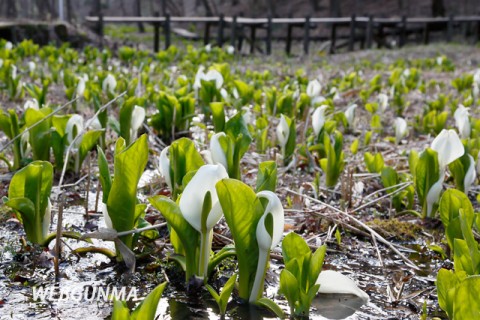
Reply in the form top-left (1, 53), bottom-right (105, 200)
top-left (28, 61), bottom-right (36, 73)
top-left (344, 104), bottom-right (357, 127)
top-left (65, 114), bottom-right (84, 148)
top-left (276, 115), bottom-right (289, 149)
top-left (394, 117), bottom-right (408, 144)
top-left (378, 93), bottom-right (389, 112)
top-left (88, 117), bottom-right (102, 131)
top-left (76, 77), bottom-right (86, 97)
top-left (316, 270), bottom-right (369, 301)
top-left (477, 152), bottom-right (480, 176)
top-left (210, 132), bottom-right (229, 171)
top-left (464, 154), bottom-right (476, 193)
top-left (20, 131), bottom-right (31, 158)
top-left (102, 74), bottom-right (117, 94)
top-left (42, 199), bottom-right (52, 238)
top-left (426, 173), bottom-right (444, 217)
top-left (102, 203), bottom-right (114, 229)
top-left (179, 164), bottom-right (228, 232)
top-left (250, 190), bottom-right (284, 302)
top-left (130, 105), bottom-right (145, 141)
top-left (255, 191), bottom-right (284, 251)
top-left (204, 69), bottom-right (224, 89)
top-left (307, 79), bottom-right (322, 98)
top-left (312, 105), bottom-right (329, 136)
top-left (226, 45), bottom-right (235, 55)
top-left (159, 147), bottom-right (173, 191)
top-left (453, 104), bottom-right (471, 139)
top-left (23, 99), bottom-right (39, 111)
top-left (431, 129), bottom-right (465, 168)
top-left (194, 67), bottom-right (224, 90)
top-left (193, 66), bottom-right (206, 90)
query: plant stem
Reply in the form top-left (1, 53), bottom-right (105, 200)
top-left (249, 248), bottom-right (268, 303)
top-left (198, 229), bottom-right (212, 280)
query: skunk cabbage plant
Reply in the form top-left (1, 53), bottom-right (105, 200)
top-left (312, 105), bottom-right (329, 139)
top-left (99, 134), bottom-right (149, 265)
top-left (276, 114), bottom-right (296, 165)
top-left (216, 179), bottom-right (284, 303)
top-left (158, 138), bottom-right (204, 199)
top-left (279, 232), bottom-right (326, 317)
top-left (179, 164), bottom-right (228, 280)
top-left (149, 164), bottom-right (234, 283)
top-left (454, 105), bottom-right (471, 139)
top-left (112, 282), bottom-right (167, 320)
top-left (394, 117), bottom-right (408, 144)
top-left (209, 113), bottom-right (252, 179)
top-left (4, 161), bottom-right (53, 245)
top-left (416, 129), bottom-right (465, 218)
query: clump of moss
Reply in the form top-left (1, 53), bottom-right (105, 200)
top-left (367, 218), bottom-right (423, 240)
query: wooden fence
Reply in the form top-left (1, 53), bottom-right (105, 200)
top-left (85, 14), bottom-right (480, 54)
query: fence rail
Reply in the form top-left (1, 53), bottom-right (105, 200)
top-left (85, 14), bottom-right (480, 54)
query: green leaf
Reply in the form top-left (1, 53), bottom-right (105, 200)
top-left (439, 189), bottom-right (474, 253)
top-left (308, 245), bottom-right (326, 290)
top-left (25, 108), bottom-right (52, 161)
top-left (255, 161), bottom-right (277, 192)
top-left (256, 298), bottom-right (285, 319)
top-left (208, 245), bottom-right (236, 277)
top-left (79, 130), bottom-right (103, 165)
top-left (453, 275), bottom-right (480, 319)
top-left (206, 273), bottom-right (237, 316)
top-left (210, 102), bottom-right (225, 132)
top-left (6, 160), bottom-right (53, 244)
top-left (131, 282), bottom-right (167, 320)
top-left (415, 148), bottom-right (440, 218)
top-left (436, 268), bottom-right (465, 318)
top-left (148, 195), bottom-right (199, 280)
top-left (216, 179), bottom-right (264, 301)
top-left (169, 138), bottom-right (205, 199)
top-left (97, 146), bottom-right (112, 203)
top-left (448, 153), bottom-right (472, 192)
top-left (279, 268), bottom-right (299, 315)
top-left (224, 113), bottom-right (252, 179)
top-left (119, 100), bottom-right (135, 145)
top-left (111, 300), bottom-right (131, 320)
top-left (107, 135), bottom-right (148, 249)
top-left (282, 232), bottom-right (311, 266)
top-left (364, 152), bottom-right (384, 173)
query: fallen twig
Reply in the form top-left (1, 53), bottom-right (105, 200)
top-left (0, 97), bottom-right (80, 153)
top-left (283, 187), bottom-right (420, 270)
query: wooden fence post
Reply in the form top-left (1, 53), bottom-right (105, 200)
top-left (204, 22), bottom-right (211, 45)
top-left (366, 15), bottom-right (373, 49)
top-left (217, 14), bottom-right (225, 47)
top-left (329, 22), bottom-right (337, 54)
top-left (98, 13), bottom-right (104, 48)
top-left (286, 24), bottom-right (293, 55)
top-left (231, 15), bottom-right (238, 48)
top-left (400, 15), bottom-right (407, 47)
top-left (250, 25), bottom-right (256, 54)
top-left (349, 14), bottom-right (356, 51)
top-left (266, 15), bottom-right (272, 55)
top-left (164, 13), bottom-right (171, 50)
top-left (153, 11), bottom-right (160, 52)
top-left (303, 16), bottom-right (311, 55)
top-left (446, 14), bottom-right (454, 42)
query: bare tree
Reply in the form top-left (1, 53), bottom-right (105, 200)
top-left (432, 0), bottom-right (445, 16)
top-left (330, 0), bottom-right (341, 16)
